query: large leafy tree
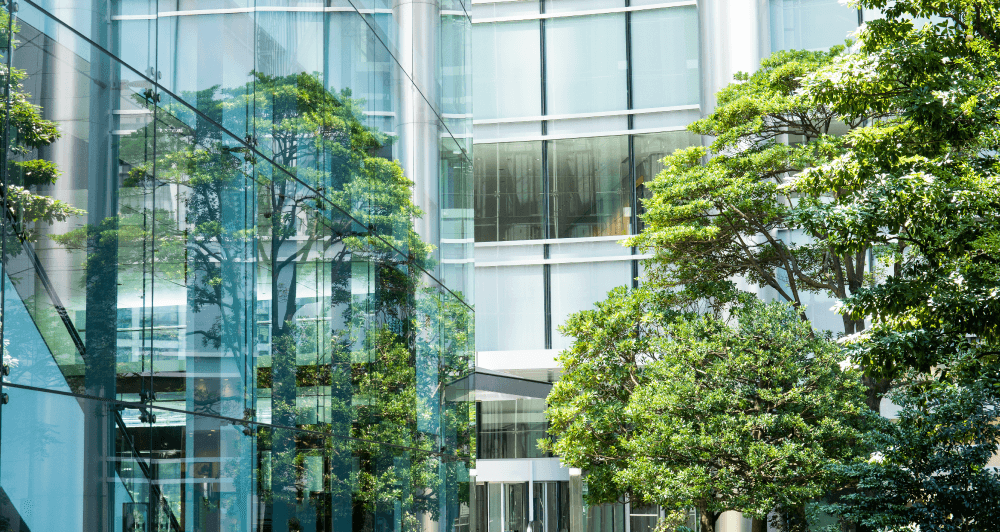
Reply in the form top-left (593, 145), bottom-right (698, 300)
top-left (800, 0), bottom-right (1000, 385)
top-left (630, 48), bottom-right (894, 409)
top-left (545, 294), bottom-right (872, 532)
top-left (793, 0), bottom-right (1000, 528)
top-left (631, 48), bottom-right (875, 335)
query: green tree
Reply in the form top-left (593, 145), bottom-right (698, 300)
top-left (799, 0), bottom-right (1000, 385)
top-left (793, 0), bottom-right (1000, 528)
top-left (630, 47), bottom-right (894, 409)
top-left (631, 48), bottom-right (873, 333)
top-left (832, 355), bottom-right (1000, 531)
top-left (545, 294), bottom-right (872, 532)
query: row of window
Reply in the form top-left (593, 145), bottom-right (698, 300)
top-left (474, 131), bottom-right (699, 242)
top-left (473, 7), bottom-right (701, 119)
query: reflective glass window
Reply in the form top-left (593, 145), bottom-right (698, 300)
top-left (545, 14), bottom-right (627, 115)
top-left (770, 0), bottom-right (859, 51)
top-left (1, 2), bottom-right (474, 531)
top-left (545, 0), bottom-right (624, 13)
top-left (548, 135), bottom-right (630, 238)
top-left (550, 261), bottom-right (631, 350)
top-left (476, 399), bottom-right (551, 459)
top-left (633, 130), bottom-right (702, 230)
top-left (630, 7), bottom-right (701, 109)
top-left (633, 130), bottom-right (702, 186)
top-left (475, 265), bottom-right (546, 351)
top-left (473, 21), bottom-right (543, 120)
top-left (475, 142), bottom-right (545, 242)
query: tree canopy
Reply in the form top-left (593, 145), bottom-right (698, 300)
top-left (546, 294), bottom-right (872, 532)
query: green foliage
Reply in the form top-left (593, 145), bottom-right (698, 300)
top-left (547, 294), bottom-right (872, 530)
top-left (632, 48), bottom-right (875, 339)
top-left (0, 9), bottom-right (84, 236)
top-left (831, 355), bottom-right (1000, 531)
top-left (797, 0), bottom-right (1000, 383)
top-left (787, 1), bottom-right (1000, 529)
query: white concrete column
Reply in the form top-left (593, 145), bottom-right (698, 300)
top-left (394, 0), bottom-right (442, 271)
top-left (697, 0), bottom-right (771, 113)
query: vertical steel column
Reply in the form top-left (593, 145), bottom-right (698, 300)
top-left (84, 0), bottom-right (119, 528)
top-left (625, 0), bottom-right (640, 289)
top-left (540, 0), bottom-right (553, 349)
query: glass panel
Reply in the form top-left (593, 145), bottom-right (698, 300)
top-left (534, 482), bottom-right (569, 532)
top-left (473, 22), bottom-right (543, 120)
top-left (548, 239), bottom-right (630, 260)
top-left (471, 1), bottom-right (541, 19)
top-left (477, 398), bottom-right (550, 459)
top-left (629, 504), bottom-right (659, 532)
top-left (548, 136), bottom-right (630, 238)
top-left (506, 483), bottom-right (529, 532)
top-left (769, 0), bottom-right (859, 52)
top-left (488, 483), bottom-right (503, 532)
top-left (585, 503), bottom-right (626, 532)
top-left (475, 142), bottom-right (545, 243)
top-left (545, 15), bottom-right (627, 115)
top-left (476, 484), bottom-right (490, 532)
top-left (0, 3), bottom-right (474, 532)
top-left (475, 266), bottom-right (545, 351)
top-left (545, 0), bottom-right (624, 13)
top-left (630, 7), bottom-right (701, 109)
top-left (550, 261), bottom-right (630, 350)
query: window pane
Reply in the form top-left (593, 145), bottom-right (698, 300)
top-left (548, 136), bottom-right (630, 238)
top-left (770, 0), bottom-right (858, 52)
top-left (634, 130), bottom-right (702, 187)
top-left (474, 21), bottom-right (543, 119)
top-left (550, 261), bottom-right (631, 350)
top-left (545, 14), bottom-right (627, 115)
top-left (545, 0), bottom-right (623, 14)
top-left (475, 142), bottom-right (545, 242)
top-left (477, 399), bottom-right (550, 459)
top-left (475, 266), bottom-right (545, 351)
top-left (631, 7), bottom-right (701, 109)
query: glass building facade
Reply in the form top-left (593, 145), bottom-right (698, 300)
top-left (0, 1), bottom-right (473, 531)
top-left (469, 0), bottom-right (861, 531)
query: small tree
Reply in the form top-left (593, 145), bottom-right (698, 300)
top-left (546, 294), bottom-right (873, 532)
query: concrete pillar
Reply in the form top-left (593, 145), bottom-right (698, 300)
top-left (697, 0), bottom-right (771, 113)
top-left (393, 0), bottom-right (442, 271)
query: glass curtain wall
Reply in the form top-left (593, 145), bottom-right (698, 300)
top-left (0, 1), bottom-right (474, 531)
top-left (472, 3), bottom-right (702, 243)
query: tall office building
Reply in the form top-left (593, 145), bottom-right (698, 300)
top-left (469, 0), bottom-right (861, 531)
top-left (0, 1), bottom-right (473, 531)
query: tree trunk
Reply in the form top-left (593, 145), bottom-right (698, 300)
top-left (696, 504), bottom-right (717, 532)
top-left (751, 516), bottom-right (767, 532)
top-left (840, 314), bottom-right (892, 411)
top-left (862, 375), bottom-right (892, 412)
